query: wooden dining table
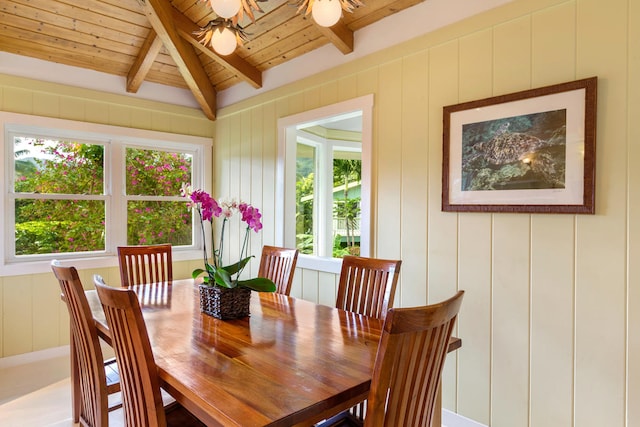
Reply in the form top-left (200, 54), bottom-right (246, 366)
top-left (85, 279), bottom-right (461, 426)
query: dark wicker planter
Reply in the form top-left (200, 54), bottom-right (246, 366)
top-left (199, 284), bottom-right (251, 320)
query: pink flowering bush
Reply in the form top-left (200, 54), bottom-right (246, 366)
top-left (181, 185), bottom-right (275, 292)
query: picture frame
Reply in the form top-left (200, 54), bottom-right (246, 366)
top-left (442, 77), bottom-right (597, 214)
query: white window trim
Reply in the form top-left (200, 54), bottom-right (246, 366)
top-left (276, 94), bottom-right (373, 273)
top-left (1, 112), bottom-right (211, 276)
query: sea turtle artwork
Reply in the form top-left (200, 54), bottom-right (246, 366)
top-left (473, 122), bottom-right (549, 165)
top-left (461, 109), bottom-right (567, 191)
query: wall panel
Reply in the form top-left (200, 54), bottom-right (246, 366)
top-left (530, 216), bottom-right (575, 427)
top-left (376, 60), bottom-right (403, 260)
top-left (627, 1), bottom-right (640, 426)
top-left (399, 51), bottom-right (429, 308)
top-left (3, 1), bottom-right (639, 426)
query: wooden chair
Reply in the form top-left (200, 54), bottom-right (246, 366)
top-left (258, 245), bottom-right (299, 295)
top-left (335, 255), bottom-right (402, 320)
top-left (117, 243), bottom-right (173, 287)
top-left (322, 290), bottom-right (465, 427)
top-left (93, 275), bottom-right (205, 427)
top-left (51, 261), bottom-right (121, 427)
top-left (331, 255), bottom-right (401, 422)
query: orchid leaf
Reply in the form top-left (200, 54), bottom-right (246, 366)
top-left (213, 267), bottom-right (236, 288)
top-left (221, 256), bottom-right (253, 276)
top-left (237, 277), bottom-right (276, 292)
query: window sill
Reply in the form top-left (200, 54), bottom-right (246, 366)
top-left (0, 249), bottom-right (203, 277)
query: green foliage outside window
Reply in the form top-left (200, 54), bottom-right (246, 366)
top-left (13, 138), bottom-right (193, 256)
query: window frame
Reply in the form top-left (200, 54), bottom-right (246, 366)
top-left (277, 95), bottom-right (373, 273)
top-left (1, 112), bottom-right (211, 276)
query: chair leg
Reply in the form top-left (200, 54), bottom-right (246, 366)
top-left (70, 330), bottom-right (80, 423)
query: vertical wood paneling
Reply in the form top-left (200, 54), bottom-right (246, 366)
top-left (528, 5), bottom-right (576, 426)
top-left (319, 81), bottom-right (338, 107)
top-left (129, 108), bottom-right (153, 130)
top-left (250, 106), bottom-right (264, 278)
top-left (108, 104), bottom-right (131, 128)
top-left (493, 16), bottom-right (532, 94)
top-left (457, 214), bottom-right (493, 424)
top-left (4, 87), bottom-right (33, 113)
top-left (376, 60), bottom-right (402, 260)
top-left (301, 268), bottom-right (319, 302)
top-left (261, 101), bottom-right (277, 244)
top-left (427, 40), bottom-right (462, 415)
top-left (3, 276), bottom-right (32, 356)
top-left (531, 2), bottom-right (576, 87)
top-left (85, 100), bottom-right (110, 125)
top-left (492, 215), bottom-right (531, 427)
top-left (455, 21), bottom-right (495, 424)
top-left (33, 93), bottom-right (59, 117)
top-left (459, 30), bottom-right (494, 102)
top-left (31, 274), bottom-right (61, 351)
top-left (239, 109), bottom-right (253, 271)
top-left (427, 41), bottom-right (459, 304)
top-left (628, 1), bottom-right (640, 426)
top-left (490, 15), bottom-right (533, 427)
top-left (574, 1), bottom-right (628, 426)
top-left (303, 86), bottom-right (322, 111)
top-left (318, 271), bottom-right (337, 307)
top-left (337, 74), bottom-right (358, 103)
top-left (399, 51), bottom-right (429, 308)
top-left (530, 216), bottom-right (575, 427)
top-left (355, 68), bottom-right (379, 256)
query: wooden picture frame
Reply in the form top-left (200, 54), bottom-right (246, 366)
top-left (442, 77), bottom-right (597, 214)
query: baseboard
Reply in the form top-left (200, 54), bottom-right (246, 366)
top-left (0, 346), bottom-right (70, 370)
top-left (443, 409), bottom-right (488, 427)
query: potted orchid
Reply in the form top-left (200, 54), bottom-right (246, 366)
top-left (182, 185), bottom-right (275, 318)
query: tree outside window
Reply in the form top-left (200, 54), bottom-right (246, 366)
top-left (12, 137), bottom-right (194, 257)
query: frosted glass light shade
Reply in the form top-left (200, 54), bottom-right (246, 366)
top-left (209, 0), bottom-right (241, 19)
top-left (211, 27), bottom-right (237, 56)
top-left (311, 0), bottom-right (342, 27)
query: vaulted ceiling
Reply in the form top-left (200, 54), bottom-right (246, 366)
top-left (0, 0), bottom-right (424, 120)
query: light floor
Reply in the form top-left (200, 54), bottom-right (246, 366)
top-left (0, 348), bottom-right (127, 427)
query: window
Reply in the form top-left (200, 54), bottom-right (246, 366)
top-left (1, 113), bottom-right (211, 274)
top-left (278, 95), bottom-right (373, 268)
top-left (295, 132), bottom-right (362, 257)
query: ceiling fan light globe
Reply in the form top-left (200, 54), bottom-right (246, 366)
top-left (211, 27), bottom-right (238, 56)
top-left (209, 0), bottom-right (241, 19)
top-left (311, 0), bottom-right (342, 27)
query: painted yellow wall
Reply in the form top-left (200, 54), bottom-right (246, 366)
top-left (1, 0), bottom-right (637, 425)
top-left (214, 0), bottom-right (638, 425)
top-left (0, 74), bottom-right (213, 356)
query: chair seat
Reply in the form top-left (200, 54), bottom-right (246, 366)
top-left (107, 393), bottom-right (205, 426)
top-left (165, 402), bottom-right (207, 426)
top-left (317, 410), bottom-right (363, 427)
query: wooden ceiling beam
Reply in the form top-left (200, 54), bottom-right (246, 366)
top-left (315, 20), bottom-right (354, 54)
top-left (126, 29), bottom-right (164, 93)
top-left (137, 0), bottom-right (217, 120)
top-left (170, 8), bottom-right (262, 89)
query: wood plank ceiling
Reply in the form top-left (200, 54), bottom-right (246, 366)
top-left (0, 0), bottom-right (424, 119)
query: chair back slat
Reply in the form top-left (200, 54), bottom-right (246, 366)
top-left (257, 245), bottom-right (299, 295)
top-left (365, 291), bottom-right (464, 427)
top-left (94, 275), bottom-right (168, 427)
top-left (336, 256), bottom-right (401, 319)
top-left (118, 244), bottom-right (173, 287)
top-left (51, 262), bottom-right (109, 427)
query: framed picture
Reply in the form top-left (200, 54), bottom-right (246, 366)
top-left (442, 77), bottom-right (597, 214)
